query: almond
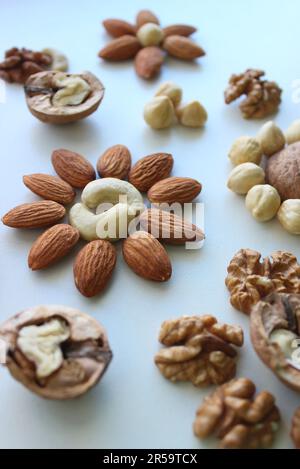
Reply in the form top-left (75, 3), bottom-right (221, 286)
top-left (129, 153), bottom-right (173, 192)
top-left (139, 208), bottom-right (205, 245)
top-left (98, 35), bottom-right (141, 61)
top-left (163, 24), bottom-right (197, 38)
top-left (2, 201), bottom-right (65, 228)
top-left (52, 149), bottom-right (96, 189)
top-left (23, 173), bottom-right (76, 205)
top-left (28, 224), bottom-right (80, 270)
top-left (148, 177), bottom-right (202, 204)
top-left (163, 35), bottom-right (205, 60)
top-left (74, 240), bottom-right (116, 297)
top-left (103, 19), bottom-right (136, 38)
top-left (122, 231), bottom-right (171, 281)
top-left (134, 47), bottom-right (165, 80)
top-left (97, 144), bottom-right (131, 180)
top-left (136, 10), bottom-right (160, 28)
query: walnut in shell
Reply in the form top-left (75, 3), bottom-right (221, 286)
top-left (154, 315), bottom-right (243, 387)
top-left (24, 71), bottom-right (104, 124)
top-left (0, 305), bottom-right (112, 399)
top-left (250, 293), bottom-right (300, 392)
top-left (225, 249), bottom-right (300, 314)
top-left (266, 142), bottom-right (300, 200)
top-left (193, 377), bottom-right (280, 449)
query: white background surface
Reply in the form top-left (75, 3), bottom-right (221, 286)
top-left (0, 0), bottom-right (300, 450)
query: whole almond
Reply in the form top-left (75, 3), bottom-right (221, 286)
top-left (134, 47), bottom-right (165, 79)
top-left (163, 35), bottom-right (205, 60)
top-left (139, 208), bottom-right (205, 245)
top-left (122, 231), bottom-right (171, 282)
top-left (97, 144), bottom-right (131, 179)
top-left (148, 177), bottom-right (202, 204)
top-left (136, 10), bottom-right (160, 28)
top-left (2, 201), bottom-right (65, 228)
top-left (74, 240), bottom-right (116, 297)
top-left (163, 24), bottom-right (197, 38)
top-left (28, 224), bottom-right (79, 270)
top-left (98, 35), bottom-right (141, 61)
top-left (103, 19), bottom-right (136, 37)
top-left (52, 149), bottom-right (96, 189)
top-left (23, 173), bottom-right (76, 205)
top-left (129, 153), bottom-right (173, 192)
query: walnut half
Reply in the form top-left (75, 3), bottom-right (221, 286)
top-left (154, 315), bottom-right (243, 387)
top-left (193, 377), bottom-right (280, 449)
top-left (0, 305), bottom-right (112, 399)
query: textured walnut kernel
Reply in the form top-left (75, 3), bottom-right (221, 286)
top-left (291, 408), bottom-right (300, 448)
top-left (225, 249), bottom-right (300, 314)
top-left (154, 315), bottom-right (243, 387)
top-left (250, 293), bottom-right (300, 391)
top-left (193, 377), bottom-right (280, 449)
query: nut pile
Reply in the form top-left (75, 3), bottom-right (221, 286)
top-left (227, 120), bottom-right (300, 234)
top-left (144, 81), bottom-right (208, 130)
top-left (2, 146), bottom-right (204, 298)
top-left (98, 9), bottom-right (205, 79)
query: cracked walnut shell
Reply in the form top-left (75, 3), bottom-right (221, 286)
top-left (154, 315), bottom-right (243, 387)
top-left (225, 249), bottom-right (300, 315)
top-left (193, 377), bottom-right (280, 449)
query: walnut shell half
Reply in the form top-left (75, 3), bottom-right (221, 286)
top-left (250, 293), bottom-right (300, 392)
top-left (24, 71), bottom-right (105, 124)
top-left (0, 305), bottom-right (112, 399)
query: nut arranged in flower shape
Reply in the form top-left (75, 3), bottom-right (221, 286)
top-left (277, 199), bottom-right (300, 235)
top-left (155, 315), bottom-right (243, 387)
top-left (227, 163), bottom-right (265, 195)
top-left (225, 249), bottom-right (300, 315)
top-left (193, 378), bottom-right (280, 448)
top-left (266, 142), bottom-right (300, 200)
top-left (250, 293), bottom-right (300, 392)
top-left (0, 305), bottom-right (112, 399)
top-left (25, 71), bottom-right (105, 124)
top-left (228, 136), bottom-right (262, 166)
top-left (245, 184), bottom-right (281, 222)
top-left (285, 119), bottom-right (300, 144)
top-left (148, 177), bottom-right (202, 204)
top-left (97, 145), bottom-right (132, 180)
top-left (257, 121), bottom-right (285, 157)
top-left (291, 408), bottom-right (300, 448)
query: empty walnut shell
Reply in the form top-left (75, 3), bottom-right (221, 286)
top-left (250, 293), bottom-right (300, 392)
top-left (24, 71), bottom-right (105, 124)
top-left (266, 142), bottom-right (300, 200)
top-left (0, 305), bottom-right (112, 399)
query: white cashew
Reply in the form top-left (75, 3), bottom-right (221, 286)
top-left (69, 203), bottom-right (104, 241)
top-left (81, 178), bottom-right (144, 209)
top-left (42, 48), bottom-right (69, 72)
top-left (96, 203), bottom-right (141, 241)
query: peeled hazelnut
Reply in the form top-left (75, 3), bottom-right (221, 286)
top-left (277, 199), bottom-right (300, 234)
top-left (144, 96), bottom-right (176, 129)
top-left (257, 121), bottom-right (285, 157)
top-left (285, 119), bottom-right (300, 144)
top-left (245, 184), bottom-right (281, 221)
top-left (42, 48), bottom-right (68, 72)
top-left (227, 162), bottom-right (265, 195)
top-left (228, 136), bottom-right (263, 166)
top-left (155, 81), bottom-right (182, 107)
top-left (176, 101), bottom-right (207, 128)
top-left (137, 22), bottom-right (164, 46)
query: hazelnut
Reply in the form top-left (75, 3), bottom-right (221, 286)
top-left (257, 121), bottom-right (285, 157)
top-left (277, 199), bottom-right (300, 234)
top-left (137, 22), bottom-right (164, 47)
top-left (266, 142), bottom-right (300, 200)
top-left (228, 136), bottom-right (262, 166)
top-left (227, 162), bottom-right (265, 195)
top-left (42, 48), bottom-right (68, 72)
top-left (176, 101), bottom-right (207, 128)
top-left (155, 81), bottom-right (182, 107)
top-left (285, 119), bottom-right (300, 144)
top-left (144, 96), bottom-right (176, 129)
top-left (245, 184), bottom-right (281, 221)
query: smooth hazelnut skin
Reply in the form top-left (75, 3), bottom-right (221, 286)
top-left (277, 199), bottom-right (300, 234)
top-left (155, 81), bottom-right (182, 107)
top-left (227, 163), bottom-right (265, 195)
top-left (137, 23), bottom-right (164, 46)
top-left (144, 96), bottom-right (176, 129)
top-left (176, 101), bottom-right (207, 128)
top-left (228, 136), bottom-right (263, 166)
top-left (257, 121), bottom-right (285, 157)
top-left (245, 184), bottom-right (281, 222)
top-left (285, 119), bottom-right (300, 144)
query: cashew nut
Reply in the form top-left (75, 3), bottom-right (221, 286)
top-left (42, 48), bottom-right (68, 72)
top-left (81, 178), bottom-right (144, 209)
top-left (96, 203), bottom-right (141, 241)
top-left (69, 203), bottom-right (105, 241)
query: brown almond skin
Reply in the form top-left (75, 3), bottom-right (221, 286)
top-left (134, 47), bottom-right (165, 80)
top-left (129, 153), bottom-right (173, 192)
top-left (122, 231), bottom-right (172, 282)
top-left (23, 173), bottom-right (76, 205)
top-left (163, 35), bottom-right (205, 60)
top-left (74, 240), bottom-right (117, 297)
top-left (163, 24), bottom-right (197, 38)
top-left (28, 224), bottom-right (80, 270)
top-left (103, 19), bottom-right (136, 37)
top-left (136, 10), bottom-right (160, 28)
top-left (2, 201), bottom-right (65, 228)
top-left (148, 177), bottom-right (202, 204)
top-left (52, 149), bottom-right (96, 189)
top-left (99, 35), bottom-right (141, 61)
top-left (97, 144), bottom-right (131, 179)
top-left (139, 208), bottom-right (205, 245)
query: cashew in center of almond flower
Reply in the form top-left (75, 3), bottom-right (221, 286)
top-left (17, 319), bottom-right (70, 379)
top-left (81, 178), bottom-right (144, 209)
